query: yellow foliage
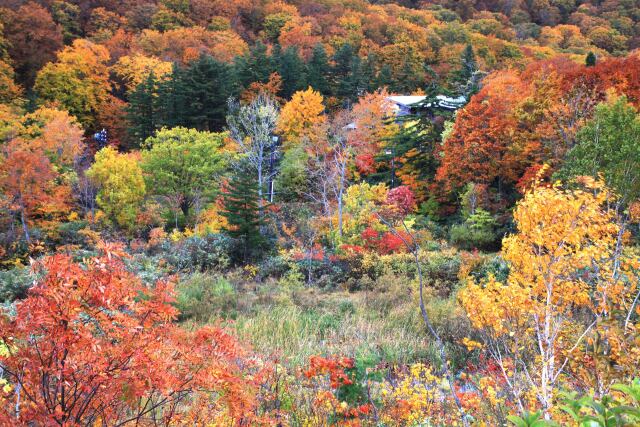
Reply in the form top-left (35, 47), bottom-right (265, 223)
top-left (277, 87), bottom-right (326, 148)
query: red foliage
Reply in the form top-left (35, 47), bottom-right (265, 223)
top-left (386, 185), bottom-right (417, 216)
top-left (361, 227), bottom-right (408, 255)
top-left (0, 242), bottom-right (259, 425)
top-left (305, 355), bottom-right (354, 389)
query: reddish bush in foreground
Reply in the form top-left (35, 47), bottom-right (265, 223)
top-left (0, 242), bottom-right (258, 426)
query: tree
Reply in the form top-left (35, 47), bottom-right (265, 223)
top-left (0, 243), bottom-right (258, 424)
top-left (560, 95), bottom-right (640, 208)
top-left (348, 90), bottom-right (397, 175)
top-left (0, 144), bottom-right (65, 243)
top-left (126, 72), bottom-right (160, 146)
top-left (168, 55), bottom-right (237, 131)
top-left (460, 178), bottom-right (638, 417)
top-left (435, 71), bottom-right (524, 198)
top-left (18, 107), bottom-right (85, 169)
top-left (275, 45), bottom-right (307, 99)
top-left (331, 43), bottom-right (363, 102)
top-left (277, 87), bottom-right (325, 148)
top-left (0, 60), bottom-right (22, 104)
top-left (141, 127), bottom-right (227, 224)
top-left (586, 51), bottom-right (597, 67)
top-left (51, 0), bottom-right (81, 44)
top-left (227, 93), bottom-right (280, 209)
top-left (234, 41), bottom-right (274, 88)
top-left (2, 2), bottom-right (63, 86)
top-left (86, 147), bottom-right (146, 231)
top-left (221, 164), bottom-right (267, 262)
top-left (34, 39), bottom-right (111, 129)
top-left (307, 44), bottom-right (330, 95)
top-left (111, 53), bottom-right (172, 95)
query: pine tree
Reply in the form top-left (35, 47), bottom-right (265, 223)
top-left (586, 51), bottom-right (597, 67)
top-left (235, 41), bottom-right (274, 88)
top-left (126, 72), bottom-right (158, 147)
top-left (221, 165), bottom-right (268, 262)
top-left (332, 43), bottom-right (362, 102)
top-left (178, 55), bottom-right (237, 131)
top-left (307, 43), bottom-right (330, 95)
top-left (276, 46), bottom-right (307, 99)
top-left (450, 44), bottom-right (479, 96)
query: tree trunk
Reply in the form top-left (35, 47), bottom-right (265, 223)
top-left (20, 207), bottom-right (30, 244)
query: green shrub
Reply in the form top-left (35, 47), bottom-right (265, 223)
top-left (450, 209), bottom-right (500, 250)
top-left (175, 273), bottom-right (237, 321)
top-left (163, 234), bottom-right (232, 272)
top-left (0, 267), bottom-right (32, 302)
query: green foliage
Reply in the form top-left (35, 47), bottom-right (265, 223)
top-left (449, 209), bottom-right (499, 250)
top-left (176, 273), bottom-right (237, 321)
top-left (307, 43), bottom-right (330, 95)
top-left (508, 411), bottom-right (557, 427)
top-left (586, 51), bottom-right (597, 66)
top-left (142, 127), bottom-right (227, 222)
top-left (276, 146), bottom-right (309, 202)
top-left (274, 45), bottom-right (307, 99)
top-left (221, 164), bottom-right (268, 262)
top-left (559, 379), bottom-right (640, 426)
top-left (0, 267), bottom-right (32, 302)
top-left (163, 233), bottom-right (232, 272)
top-left (127, 56), bottom-right (237, 144)
top-left (559, 95), bottom-right (640, 206)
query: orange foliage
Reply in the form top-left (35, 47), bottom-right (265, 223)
top-left (0, 243), bottom-right (260, 425)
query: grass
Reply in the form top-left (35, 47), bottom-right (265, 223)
top-left (176, 264), bottom-right (475, 369)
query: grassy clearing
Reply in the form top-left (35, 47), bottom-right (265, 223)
top-left (176, 269), bottom-right (473, 368)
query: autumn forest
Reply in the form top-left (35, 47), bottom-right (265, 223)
top-left (0, 0), bottom-right (640, 425)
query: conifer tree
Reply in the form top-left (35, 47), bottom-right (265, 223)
top-left (221, 164), bottom-right (268, 262)
top-left (235, 41), bottom-right (274, 88)
top-left (177, 55), bottom-right (236, 131)
top-left (586, 51), bottom-right (597, 67)
top-left (307, 43), bottom-right (330, 95)
top-left (126, 72), bottom-right (159, 147)
top-left (276, 46), bottom-right (307, 99)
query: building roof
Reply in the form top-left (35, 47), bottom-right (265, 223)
top-left (387, 95), bottom-right (466, 113)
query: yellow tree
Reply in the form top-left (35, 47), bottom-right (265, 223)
top-left (86, 146), bottom-right (146, 231)
top-left (111, 53), bottom-right (172, 93)
top-left (34, 39), bottom-right (111, 128)
top-left (277, 87), bottom-right (326, 149)
top-left (460, 177), bottom-right (638, 417)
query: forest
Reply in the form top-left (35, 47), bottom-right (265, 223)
top-left (0, 0), bottom-right (640, 425)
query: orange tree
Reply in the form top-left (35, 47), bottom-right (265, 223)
top-left (0, 242), bottom-right (260, 425)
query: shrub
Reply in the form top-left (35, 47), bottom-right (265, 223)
top-left (175, 273), bottom-right (237, 321)
top-left (163, 233), bottom-right (232, 272)
top-left (0, 267), bottom-right (32, 302)
top-left (449, 209), bottom-right (499, 251)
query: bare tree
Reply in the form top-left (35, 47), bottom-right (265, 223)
top-left (226, 94), bottom-right (279, 210)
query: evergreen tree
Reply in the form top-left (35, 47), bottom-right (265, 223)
top-left (221, 164), bottom-right (268, 262)
top-left (235, 41), bottom-right (274, 88)
top-left (276, 46), bottom-right (307, 99)
top-left (375, 64), bottom-right (393, 90)
top-left (586, 51), bottom-right (597, 67)
top-left (332, 43), bottom-right (362, 102)
top-left (126, 72), bottom-right (159, 147)
top-left (450, 44), bottom-right (479, 97)
top-left (178, 55), bottom-right (237, 131)
top-left (307, 43), bottom-right (330, 95)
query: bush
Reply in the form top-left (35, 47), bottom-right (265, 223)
top-left (175, 273), bottom-right (237, 321)
top-left (449, 209), bottom-right (500, 251)
top-left (256, 255), bottom-right (290, 281)
top-left (0, 267), bottom-right (32, 302)
top-left (163, 233), bottom-right (232, 272)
